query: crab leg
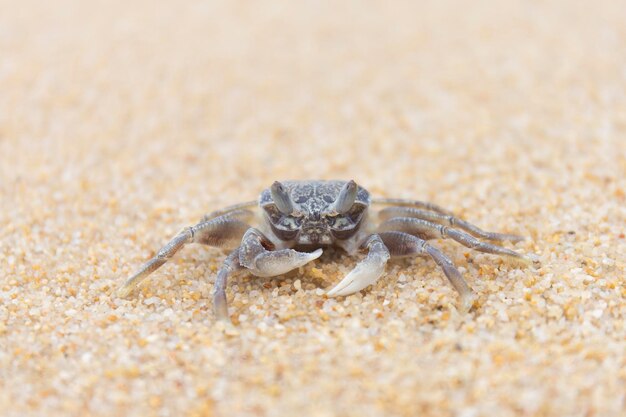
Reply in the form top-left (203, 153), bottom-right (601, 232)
top-left (379, 217), bottom-right (531, 265)
top-left (379, 231), bottom-right (476, 313)
top-left (201, 202), bottom-right (258, 222)
top-left (378, 206), bottom-right (524, 242)
top-left (117, 210), bottom-right (254, 297)
top-left (327, 234), bottom-right (390, 297)
top-left (371, 197), bottom-right (453, 215)
top-left (213, 249), bottom-right (242, 322)
top-left (238, 228), bottom-right (323, 277)
top-left (212, 228), bottom-right (322, 322)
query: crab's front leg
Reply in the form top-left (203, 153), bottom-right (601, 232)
top-left (213, 249), bottom-right (242, 321)
top-left (238, 228), bottom-right (323, 277)
top-left (213, 228), bottom-right (322, 322)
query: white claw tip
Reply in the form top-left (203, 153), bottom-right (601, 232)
top-left (308, 248), bottom-right (324, 260)
top-left (326, 286), bottom-right (341, 297)
top-left (326, 259), bottom-right (386, 297)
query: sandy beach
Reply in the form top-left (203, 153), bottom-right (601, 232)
top-left (1, 1), bottom-right (625, 416)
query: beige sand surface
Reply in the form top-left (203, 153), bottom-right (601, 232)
top-left (1, 1), bottom-right (625, 416)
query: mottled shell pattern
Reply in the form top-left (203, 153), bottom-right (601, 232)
top-left (259, 180), bottom-right (370, 245)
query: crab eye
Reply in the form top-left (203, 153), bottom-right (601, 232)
top-left (326, 215), bottom-right (350, 229)
top-left (328, 205), bottom-right (366, 240)
top-left (263, 205), bottom-right (303, 241)
top-left (265, 206), bottom-right (302, 227)
top-left (326, 204), bottom-right (366, 231)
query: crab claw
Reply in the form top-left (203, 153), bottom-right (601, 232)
top-left (326, 258), bottom-right (386, 296)
top-left (238, 228), bottom-right (323, 277)
top-left (327, 235), bottom-right (390, 297)
top-left (252, 248), bottom-right (323, 277)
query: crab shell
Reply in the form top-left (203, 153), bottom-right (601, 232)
top-left (258, 180), bottom-right (371, 247)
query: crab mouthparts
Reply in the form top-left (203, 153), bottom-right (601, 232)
top-left (299, 228), bottom-right (332, 245)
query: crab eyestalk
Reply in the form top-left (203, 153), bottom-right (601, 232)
top-left (271, 181), bottom-right (296, 215)
top-left (328, 180), bottom-right (358, 215)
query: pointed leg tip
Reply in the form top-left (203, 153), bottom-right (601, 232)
top-left (457, 293), bottom-right (477, 314)
top-left (215, 319), bottom-right (239, 336)
top-left (215, 314), bottom-right (232, 324)
top-left (526, 253), bottom-right (541, 266)
top-left (516, 253), bottom-right (539, 267)
top-left (504, 252), bottom-right (537, 268)
top-left (213, 295), bottom-right (230, 321)
top-left (116, 285), bottom-right (133, 298)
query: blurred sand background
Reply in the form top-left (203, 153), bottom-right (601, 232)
top-left (1, 0), bottom-right (625, 416)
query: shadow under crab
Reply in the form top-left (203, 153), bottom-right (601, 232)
top-left (118, 180), bottom-right (533, 322)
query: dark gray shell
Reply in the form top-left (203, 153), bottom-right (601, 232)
top-left (259, 180), bottom-right (370, 211)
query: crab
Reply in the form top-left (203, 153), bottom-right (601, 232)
top-left (118, 180), bottom-right (532, 322)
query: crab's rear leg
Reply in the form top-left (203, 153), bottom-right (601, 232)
top-left (117, 210), bottom-right (254, 297)
top-left (201, 201), bottom-right (257, 222)
top-left (378, 206), bottom-right (524, 242)
top-left (371, 197), bottom-right (454, 215)
top-left (327, 234), bottom-right (390, 297)
top-left (379, 217), bottom-right (532, 265)
top-left (379, 231), bottom-right (476, 313)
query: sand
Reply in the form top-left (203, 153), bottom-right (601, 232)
top-left (1, 0), bottom-right (625, 416)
